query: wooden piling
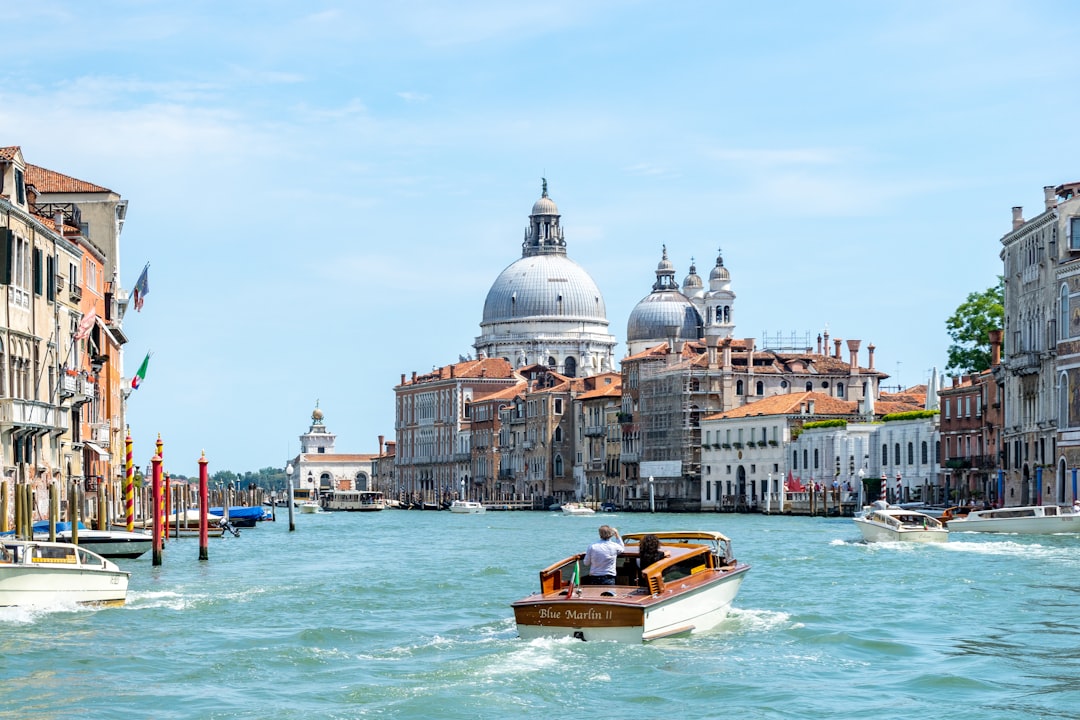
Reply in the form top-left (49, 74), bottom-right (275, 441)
top-left (198, 452), bottom-right (209, 561)
top-left (151, 453), bottom-right (163, 566)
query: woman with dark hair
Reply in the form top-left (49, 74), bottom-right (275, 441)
top-left (637, 534), bottom-right (665, 571)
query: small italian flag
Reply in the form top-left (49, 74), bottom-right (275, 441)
top-left (131, 351), bottom-right (151, 390)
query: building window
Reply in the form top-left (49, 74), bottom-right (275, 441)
top-left (1071, 217), bottom-right (1080, 250)
top-left (737, 380), bottom-right (744, 395)
top-left (756, 380), bottom-right (764, 396)
top-left (921, 441), bottom-right (928, 464)
top-left (881, 443), bottom-right (887, 465)
top-left (1062, 284), bottom-right (1071, 340)
top-left (907, 442), bottom-right (914, 464)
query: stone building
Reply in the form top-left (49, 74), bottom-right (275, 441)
top-left (287, 404), bottom-right (377, 501)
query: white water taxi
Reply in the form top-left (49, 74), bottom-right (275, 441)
top-left (449, 500), bottom-right (486, 514)
top-left (852, 501), bottom-right (948, 543)
top-left (560, 503), bottom-right (595, 516)
top-left (0, 539), bottom-right (130, 607)
top-left (945, 504), bottom-right (1080, 534)
top-left (512, 530), bottom-right (749, 642)
top-left (322, 490), bottom-right (385, 511)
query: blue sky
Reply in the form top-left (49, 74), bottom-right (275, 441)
top-left (2, 1), bottom-right (1074, 473)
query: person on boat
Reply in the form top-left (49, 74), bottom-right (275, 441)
top-left (582, 525), bottom-right (624, 585)
top-left (636, 534), bottom-right (665, 587)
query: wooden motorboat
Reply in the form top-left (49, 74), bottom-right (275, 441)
top-left (512, 530), bottom-right (750, 642)
top-left (449, 500), bottom-right (486, 514)
top-left (0, 539), bottom-right (129, 607)
top-left (945, 504), bottom-right (1080, 534)
top-left (852, 501), bottom-right (948, 543)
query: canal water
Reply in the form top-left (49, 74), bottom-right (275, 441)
top-left (1, 509), bottom-right (1078, 719)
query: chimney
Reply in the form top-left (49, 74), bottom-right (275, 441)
top-left (808, 399), bottom-right (816, 415)
top-left (379, 435), bottom-right (385, 454)
top-left (746, 338), bottom-right (755, 374)
top-left (707, 336), bottom-right (719, 369)
top-left (846, 339), bottom-right (861, 371)
top-left (988, 329), bottom-right (1003, 366)
top-left (450, 365), bottom-right (455, 378)
top-left (952, 376), bottom-right (960, 387)
top-left (867, 344), bottom-right (876, 371)
top-left (412, 371), bottom-right (417, 382)
top-left (1045, 186), bottom-right (1057, 211)
top-left (1012, 206), bottom-right (1024, 231)
top-left (833, 338), bottom-right (842, 358)
top-left (817, 333), bottom-right (823, 355)
top-left (822, 330), bottom-right (830, 355)
top-left (53, 211), bottom-right (63, 237)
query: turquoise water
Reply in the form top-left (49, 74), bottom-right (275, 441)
top-left (2, 509), bottom-right (1079, 719)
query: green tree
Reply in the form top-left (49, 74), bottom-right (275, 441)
top-left (945, 277), bottom-right (1004, 374)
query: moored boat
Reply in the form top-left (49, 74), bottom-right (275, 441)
top-left (945, 504), bottom-right (1080, 534)
top-left (852, 501), bottom-right (948, 543)
top-left (0, 539), bottom-right (130, 607)
top-left (449, 500), bottom-right (486, 514)
top-left (209, 506), bottom-right (272, 527)
top-left (33, 521), bottom-right (152, 559)
top-left (512, 530), bottom-right (749, 642)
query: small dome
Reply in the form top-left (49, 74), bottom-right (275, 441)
top-left (682, 259), bottom-right (703, 298)
top-left (311, 406), bottom-right (324, 423)
top-left (532, 195), bottom-right (559, 216)
top-left (627, 292), bottom-right (703, 344)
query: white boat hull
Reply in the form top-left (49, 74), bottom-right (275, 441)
top-left (37, 530), bottom-right (152, 559)
top-left (299, 503), bottom-right (320, 514)
top-left (852, 518), bottom-right (947, 543)
top-left (449, 501), bottom-right (485, 514)
top-left (947, 506), bottom-right (1080, 534)
top-left (0, 540), bottom-right (129, 607)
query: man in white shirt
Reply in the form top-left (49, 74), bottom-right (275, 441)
top-left (582, 525), bottom-right (624, 585)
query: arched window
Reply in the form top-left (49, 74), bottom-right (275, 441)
top-left (805, 381), bottom-right (812, 392)
top-left (547, 356), bottom-right (556, 369)
top-left (564, 357), bottom-right (577, 377)
top-left (792, 450), bottom-right (799, 470)
top-left (894, 443), bottom-right (901, 464)
top-left (837, 382), bottom-right (844, 398)
top-left (921, 441), bottom-right (928, 464)
top-left (881, 443), bottom-right (888, 465)
top-left (907, 442), bottom-right (914, 464)
top-left (554, 426), bottom-right (563, 442)
top-left (813, 448), bottom-right (820, 469)
top-left (736, 380), bottom-right (744, 395)
top-left (554, 455), bottom-right (564, 477)
top-left (802, 448), bottom-right (808, 469)
top-left (755, 380), bottom-right (764, 396)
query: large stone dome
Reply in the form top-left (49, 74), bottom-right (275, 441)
top-left (474, 181), bottom-right (617, 377)
top-left (481, 254), bottom-right (607, 324)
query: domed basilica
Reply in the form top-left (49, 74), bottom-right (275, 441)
top-left (626, 246), bottom-right (736, 355)
top-left (474, 180), bottom-right (617, 377)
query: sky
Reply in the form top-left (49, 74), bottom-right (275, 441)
top-left (2, 1), bottom-right (1076, 474)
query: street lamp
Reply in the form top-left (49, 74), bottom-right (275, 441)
top-left (857, 468), bottom-right (865, 508)
top-left (285, 462), bottom-right (295, 532)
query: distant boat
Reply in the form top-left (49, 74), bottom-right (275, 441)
top-left (560, 503), bottom-right (595, 516)
top-left (320, 490), bottom-right (385, 512)
top-left (449, 500), bottom-right (486, 514)
top-left (33, 521), bottom-right (152, 559)
top-left (299, 502), bottom-right (321, 514)
top-left (0, 539), bottom-right (130, 607)
top-left (209, 506), bottom-right (272, 527)
top-left (851, 501), bottom-right (948, 543)
top-left (946, 504), bottom-right (1080, 534)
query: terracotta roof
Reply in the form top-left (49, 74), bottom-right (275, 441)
top-left (0, 146), bottom-right (20, 162)
top-left (403, 357), bottom-right (518, 385)
top-left (474, 381), bottom-right (527, 401)
top-left (705, 392), bottom-right (857, 420)
top-left (577, 381), bottom-right (622, 400)
top-left (25, 164), bottom-right (111, 193)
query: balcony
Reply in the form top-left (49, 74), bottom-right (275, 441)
top-left (0, 399), bottom-right (63, 432)
top-left (522, 440), bottom-right (534, 449)
top-left (584, 425), bottom-right (605, 437)
top-left (587, 460), bottom-right (604, 471)
top-left (59, 372), bottom-right (79, 398)
top-left (69, 284), bottom-right (82, 302)
top-left (1006, 352), bottom-right (1039, 375)
top-left (91, 423), bottom-right (110, 444)
top-left (453, 452), bottom-right (471, 462)
top-left (621, 451), bottom-right (640, 463)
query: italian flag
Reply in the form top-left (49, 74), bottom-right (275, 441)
top-left (131, 352), bottom-right (151, 390)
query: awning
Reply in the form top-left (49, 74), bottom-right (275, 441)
top-left (95, 316), bottom-right (128, 348)
top-left (83, 441), bottom-right (111, 461)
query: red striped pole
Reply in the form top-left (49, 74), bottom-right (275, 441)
top-left (151, 452), bottom-right (163, 566)
top-left (124, 429), bottom-right (134, 532)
